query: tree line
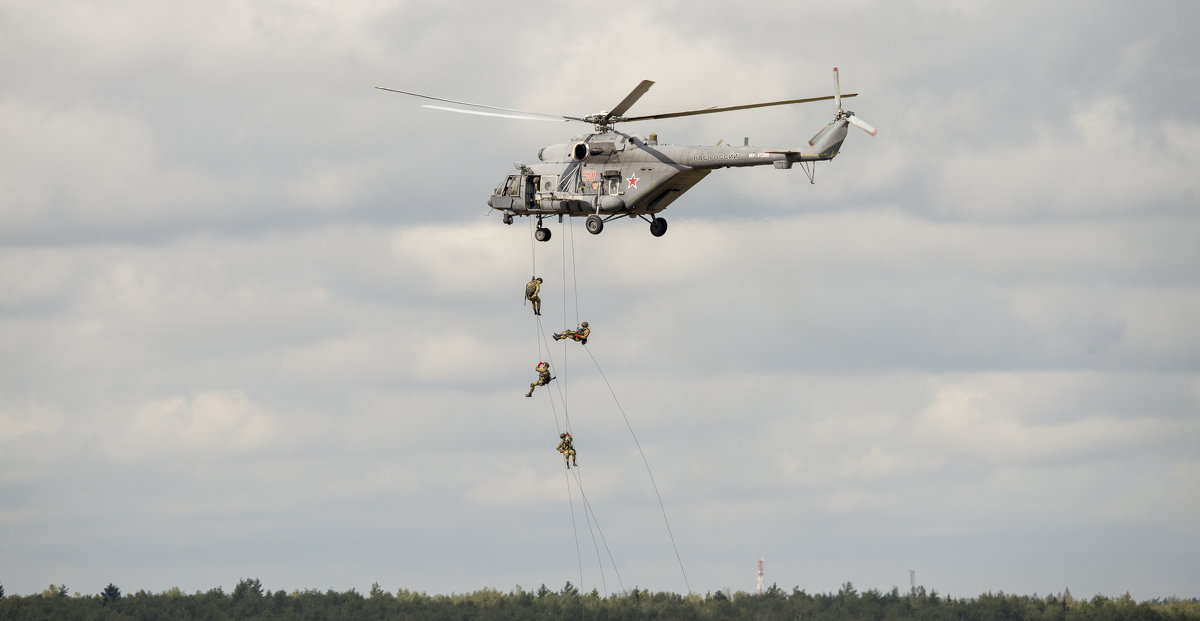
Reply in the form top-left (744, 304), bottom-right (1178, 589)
top-left (1, 578), bottom-right (1198, 620)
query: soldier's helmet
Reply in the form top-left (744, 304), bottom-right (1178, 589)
top-left (581, 321), bottom-right (588, 327)
top-left (560, 432), bottom-right (567, 438)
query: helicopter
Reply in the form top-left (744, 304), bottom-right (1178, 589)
top-left (377, 68), bottom-right (875, 242)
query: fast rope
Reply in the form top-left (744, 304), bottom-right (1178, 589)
top-left (529, 215), bottom-right (685, 597)
top-left (570, 466), bottom-right (625, 594)
top-left (582, 345), bottom-right (691, 594)
top-left (531, 223), bottom-right (615, 603)
top-left (567, 218), bottom-right (581, 327)
top-left (558, 216), bottom-right (688, 593)
top-left (564, 466), bottom-right (585, 601)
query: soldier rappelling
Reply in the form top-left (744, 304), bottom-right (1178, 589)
top-left (525, 361), bottom-right (554, 397)
top-left (552, 321), bottom-right (590, 345)
top-left (525, 277), bottom-right (543, 316)
top-left (557, 432), bottom-right (578, 469)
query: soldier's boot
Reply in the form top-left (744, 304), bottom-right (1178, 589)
top-left (552, 334), bottom-right (561, 341)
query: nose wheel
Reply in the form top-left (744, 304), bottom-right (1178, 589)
top-left (649, 217), bottom-right (668, 237)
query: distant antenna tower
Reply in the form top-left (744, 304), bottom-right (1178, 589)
top-left (756, 557), bottom-right (764, 595)
top-left (909, 570), bottom-right (916, 593)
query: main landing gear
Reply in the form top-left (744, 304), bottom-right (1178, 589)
top-left (536, 213), bottom-right (667, 240)
top-left (534, 215), bottom-right (551, 242)
top-left (584, 213), bottom-right (668, 238)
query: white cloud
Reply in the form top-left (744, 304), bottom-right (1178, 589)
top-left (932, 96), bottom-right (1200, 219)
top-left (0, 403), bottom-right (61, 445)
top-left (102, 391), bottom-right (285, 460)
top-left (464, 463), bottom-right (563, 506)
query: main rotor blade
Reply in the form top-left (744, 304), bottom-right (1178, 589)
top-left (620, 93), bottom-right (856, 122)
top-left (604, 80), bottom-right (655, 121)
top-left (423, 105), bottom-right (569, 122)
top-left (375, 86), bottom-right (584, 122)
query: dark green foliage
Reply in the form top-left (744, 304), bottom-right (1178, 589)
top-left (101, 583), bottom-right (121, 606)
top-left (0, 579), bottom-right (1197, 620)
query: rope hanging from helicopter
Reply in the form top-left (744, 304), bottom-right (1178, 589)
top-left (562, 216), bottom-right (691, 594)
top-left (529, 221), bottom-right (624, 599)
top-left (580, 342), bottom-right (691, 595)
top-left (528, 215), bottom-right (691, 596)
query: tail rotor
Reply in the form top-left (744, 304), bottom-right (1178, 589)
top-left (809, 67), bottom-right (877, 147)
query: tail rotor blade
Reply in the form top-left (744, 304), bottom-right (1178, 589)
top-left (808, 121), bottom-right (836, 147)
top-left (834, 67), bottom-right (842, 110)
top-left (848, 114), bottom-right (877, 136)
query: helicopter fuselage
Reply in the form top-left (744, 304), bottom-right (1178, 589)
top-left (487, 123), bottom-right (849, 237)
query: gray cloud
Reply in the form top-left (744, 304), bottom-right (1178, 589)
top-left (2, 0), bottom-right (1198, 603)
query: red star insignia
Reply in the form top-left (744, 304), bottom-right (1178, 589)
top-left (627, 174), bottom-right (639, 189)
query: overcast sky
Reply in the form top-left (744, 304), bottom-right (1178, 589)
top-left (2, 0), bottom-right (1198, 601)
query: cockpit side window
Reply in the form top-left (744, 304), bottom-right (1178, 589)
top-left (504, 175), bottom-right (520, 197)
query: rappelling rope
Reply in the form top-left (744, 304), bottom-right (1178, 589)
top-left (527, 217), bottom-right (538, 274)
top-left (577, 484), bottom-right (609, 599)
top-left (568, 218), bottom-right (581, 327)
top-left (530, 217), bottom-right (632, 602)
top-left (555, 219), bottom-right (629, 601)
top-left (582, 345), bottom-right (691, 594)
top-left (570, 467), bottom-right (625, 595)
top-left (531, 225), bottom-right (588, 610)
top-left (559, 218), bottom-right (571, 418)
top-left (534, 314), bottom-right (571, 435)
top-left (564, 467), bottom-right (585, 602)
top-left (550, 222), bottom-right (634, 598)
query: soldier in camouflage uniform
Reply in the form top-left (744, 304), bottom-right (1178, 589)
top-left (524, 277), bottom-right (543, 316)
top-left (552, 321), bottom-right (590, 345)
top-left (556, 432), bottom-right (577, 468)
top-left (525, 361), bottom-right (554, 397)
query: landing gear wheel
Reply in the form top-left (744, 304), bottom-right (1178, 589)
top-left (585, 215), bottom-right (604, 235)
top-left (502, 213), bottom-right (513, 225)
top-left (534, 227), bottom-right (552, 242)
top-left (649, 217), bottom-right (668, 237)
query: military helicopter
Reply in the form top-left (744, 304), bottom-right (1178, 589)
top-left (377, 68), bottom-right (875, 242)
